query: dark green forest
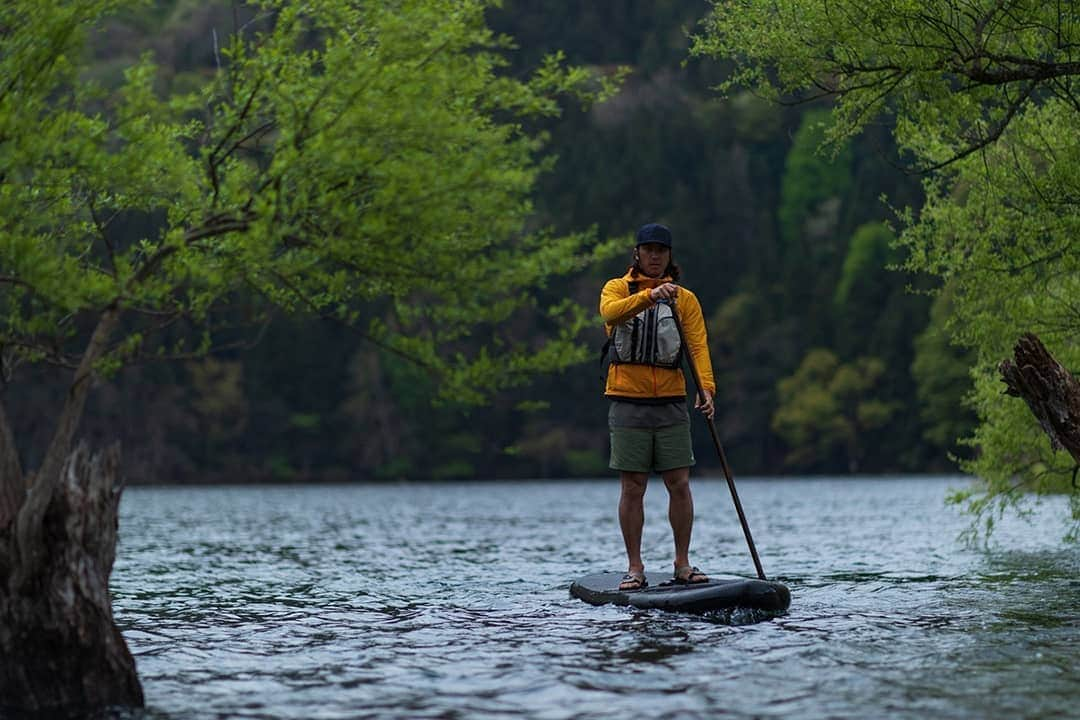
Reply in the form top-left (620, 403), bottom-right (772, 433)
top-left (8, 0), bottom-right (975, 483)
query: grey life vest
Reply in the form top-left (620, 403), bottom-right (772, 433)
top-left (605, 281), bottom-right (682, 370)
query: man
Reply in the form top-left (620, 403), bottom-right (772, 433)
top-left (599, 223), bottom-right (716, 590)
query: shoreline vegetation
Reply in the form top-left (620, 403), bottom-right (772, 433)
top-left (5, 1), bottom-right (1078, 510)
top-left (0, 1), bottom-right (1074, 523)
top-left (6, 2), bottom-right (969, 487)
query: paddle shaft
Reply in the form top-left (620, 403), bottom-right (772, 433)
top-left (666, 298), bottom-right (767, 581)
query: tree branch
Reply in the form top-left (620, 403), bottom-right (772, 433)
top-left (959, 56), bottom-right (1080, 85)
top-left (0, 338), bottom-right (80, 370)
top-left (86, 193), bottom-right (118, 276)
top-left (127, 213), bottom-right (252, 291)
top-left (909, 81), bottom-right (1035, 174)
top-left (999, 332), bottom-right (1080, 465)
top-left (208, 79), bottom-right (265, 207)
top-left (12, 304), bottom-right (121, 588)
top-left (254, 270), bottom-right (439, 375)
top-left (0, 275), bottom-right (36, 291)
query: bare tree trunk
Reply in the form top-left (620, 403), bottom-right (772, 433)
top-left (14, 307), bottom-right (119, 587)
top-left (999, 332), bottom-right (1080, 465)
top-left (0, 443), bottom-right (143, 713)
top-left (0, 306), bottom-right (143, 713)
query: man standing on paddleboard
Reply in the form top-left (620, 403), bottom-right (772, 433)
top-left (599, 223), bottom-right (716, 591)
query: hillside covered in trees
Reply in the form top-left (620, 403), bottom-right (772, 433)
top-left (6, 0), bottom-right (977, 483)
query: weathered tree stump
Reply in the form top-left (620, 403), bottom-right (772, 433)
top-left (0, 443), bottom-right (143, 714)
top-left (999, 332), bottom-right (1080, 465)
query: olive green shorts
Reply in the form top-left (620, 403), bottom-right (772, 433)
top-left (609, 422), bottom-right (695, 473)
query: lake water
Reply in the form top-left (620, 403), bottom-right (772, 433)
top-left (111, 476), bottom-right (1079, 720)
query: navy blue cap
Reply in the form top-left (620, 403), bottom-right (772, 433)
top-left (635, 223), bottom-right (672, 248)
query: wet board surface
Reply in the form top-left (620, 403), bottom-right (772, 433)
top-left (570, 571), bottom-right (791, 614)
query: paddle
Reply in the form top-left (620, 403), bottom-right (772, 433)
top-left (665, 297), bottom-right (768, 581)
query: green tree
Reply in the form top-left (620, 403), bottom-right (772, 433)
top-left (833, 223), bottom-right (899, 352)
top-left (910, 283), bottom-right (976, 464)
top-left (339, 347), bottom-right (417, 480)
top-left (772, 349), bottom-right (896, 473)
top-left (188, 356), bottom-right (248, 464)
top-left (778, 108), bottom-right (852, 254)
top-left (832, 221), bottom-right (932, 469)
top-left (776, 108), bottom-right (853, 341)
top-left (693, 0), bottom-right (1080, 537)
top-left (0, 0), bottom-right (620, 712)
top-left (708, 290), bottom-right (800, 471)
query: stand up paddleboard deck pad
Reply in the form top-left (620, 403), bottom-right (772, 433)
top-left (570, 571), bottom-right (790, 614)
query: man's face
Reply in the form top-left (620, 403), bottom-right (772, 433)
top-left (638, 242), bottom-right (670, 277)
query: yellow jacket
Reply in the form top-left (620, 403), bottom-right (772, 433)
top-left (600, 268), bottom-right (716, 401)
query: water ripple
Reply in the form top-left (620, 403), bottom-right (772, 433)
top-left (107, 478), bottom-right (1080, 720)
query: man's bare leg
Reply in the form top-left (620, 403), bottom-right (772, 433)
top-left (662, 466), bottom-right (697, 574)
top-left (619, 471), bottom-right (648, 585)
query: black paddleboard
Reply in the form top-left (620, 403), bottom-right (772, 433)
top-left (570, 571), bottom-right (790, 614)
